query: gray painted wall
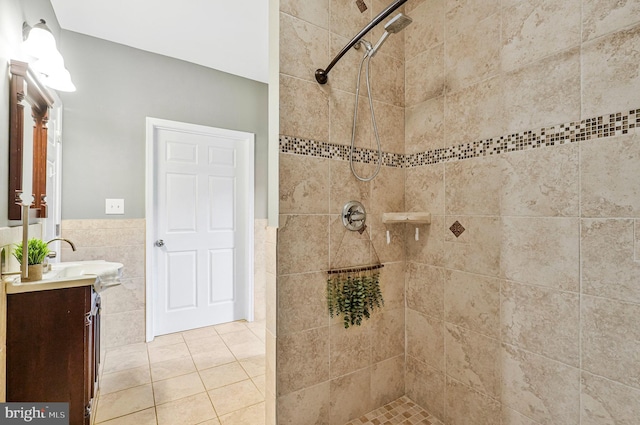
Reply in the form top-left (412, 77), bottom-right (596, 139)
top-left (0, 0), bottom-right (61, 228)
top-left (58, 31), bottom-right (269, 219)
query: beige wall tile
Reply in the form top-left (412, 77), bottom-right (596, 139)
top-left (101, 278), bottom-right (145, 315)
top-left (329, 321), bottom-right (371, 378)
top-left (501, 281), bottom-right (580, 366)
top-left (276, 327), bottom-right (330, 395)
top-left (406, 309), bottom-right (444, 371)
top-left (370, 307), bottom-right (405, 363)
top-left (501, 0), bottom-right (581, 72)
top-left (405, 356), bottom-right (445, 420)
top-left (500, 143), bottom-right (579, 217)
top-left (503, 48), bottom-right (581, 134)
top-left (445, 0), bottom-right (500, 39)
top-left (582, 23), bottom-right (640, 118)
top-left (582, 219), bottom-right (640, 304)
top-left (444, 269), bottom-right (501, 338)
top-left (444, 216), bottom-right (502, 277)
top-left (406, 262), bottom-right (444, 319)
top-left (500, 217), bottom-right (579, 291)
top-left (406, 215), bottom-right (445, 267)
top-left (329, 214), bottom-right (371, 270)
top-left (445, 13), bottom-right (501, 92)
top-left (277, 215), bottom-right (329, 275)
top-left (280, 0), bottom-right (329, 29)
top-left (445, 156), bottom-right (502, 216)
top-left (405, 44), bottom-right (445, 107)
top-left (582, 295), bottom-right (640, 390)
top-left (444, 76), bottom-right (505, 148)
top-left (369, 214), bottom-right (405, 264)
top-left (581, 371), bottom-right (640, 425)
top-left (329, 0), bottom-right (371, 39)
top-left (445, 377), bottom-right (501, 425)
top-left (329, 90), bottom-right (372, 149)
top-left (405, 96), bottom-right (445, 154)
top-left (378, 261), bottom-right (405, 310)
top-left (405, 0), bottom-right (444, 55)
top-left (406, 163), bottom-right (445, 216)
top-left (581, 133), bottom-right (640, 217)
top-left (279, 154), bottom-right (329, 214)
top-left (277, 382), bottom-right (330, 425)
top-left (371, 164), bottom-right (405, 214)
top-left (583, 0), bottom-right (640, 41)
top-left (279, 74), bottom-right (329, 142)
top-left (370, 355), bottom-right (405, 408)
top-left (445, 324), bottom-right (501, 398)
top-left (501, 407), bottom-right (542, 425)
top-left (328, 33), bottom-right (369, 94)
top-left (501, 344), bottom-right (580, 425)
top-left (102, 310), bottom-right (146, 348)
top-left (329, 159), bottom-right (372, 213)
top-left (278, 272), bottom-right (328, 335)
top-left (370, 55), bottom-right (405, 107)
top-left (329, 368), bottom-right (373, 425)
top-left (280, 12), bottom-right (330, 82)
top-left (371, 100), bottom-right (405, 154)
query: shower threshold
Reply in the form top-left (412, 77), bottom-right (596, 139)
top-left (344, 396), bottom-right (443, 425)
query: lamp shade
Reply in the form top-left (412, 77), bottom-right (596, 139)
top-left (22, 20), bottom-right (57, 59)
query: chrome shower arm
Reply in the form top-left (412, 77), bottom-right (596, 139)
top-left (315, 0), bottom-right (408, 84)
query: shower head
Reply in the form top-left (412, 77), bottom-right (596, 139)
top-left (384, 12), bottom-right (412, 33)
top-left (369, 13), bottom-right (412, 57)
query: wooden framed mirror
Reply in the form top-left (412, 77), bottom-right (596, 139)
top-left (8, 60), bottom-right (55, 220)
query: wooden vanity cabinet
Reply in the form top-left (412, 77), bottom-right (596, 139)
top-left (6, 285), bottom-right (101, 425)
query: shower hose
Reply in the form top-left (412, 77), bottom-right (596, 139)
top-left (350, 46), bottom-right (383, 182)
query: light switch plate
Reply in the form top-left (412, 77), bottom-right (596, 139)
top-left (105, 198), bottom-right (125, 215)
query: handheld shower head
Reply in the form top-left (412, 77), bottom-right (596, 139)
top-left (384, 12), bottom-right (412, 33)
top-left (369, 12), bottom-right (412, 57)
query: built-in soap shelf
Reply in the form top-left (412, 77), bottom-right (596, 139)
top-left (381, 212), bottom-right (431, 243)
top-left (382, 212), bottom-right (431, 224)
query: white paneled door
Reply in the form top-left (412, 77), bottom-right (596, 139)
top-left (146, 119), bottom-right (254, 339)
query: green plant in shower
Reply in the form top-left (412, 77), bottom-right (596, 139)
top-left (12, 238), bottom-right (50, 265)
top-left (327, 272), bottom-right (384, 328)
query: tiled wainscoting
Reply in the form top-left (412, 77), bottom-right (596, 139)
top-left (61, 219), bottom-right (146, 348)
top-left (60, 218), bottom-right (269, 350)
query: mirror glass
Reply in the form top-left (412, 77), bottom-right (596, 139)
top-left (22, 101), bottom-right (34, 206)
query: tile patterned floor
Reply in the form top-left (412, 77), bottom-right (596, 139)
top-left (345, 396), bottom-right (445, 425)
top-left (96, 322), bottom-right (440, 425)
top-left (94, 320), bottom-right (266, 425)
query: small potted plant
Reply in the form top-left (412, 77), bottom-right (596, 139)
top-left (13, 238), bottom-right (50, 281)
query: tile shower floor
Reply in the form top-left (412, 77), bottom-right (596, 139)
top-left (94, 320), bottom-right (266, 425)
top-left (345, 397), bottom-right (444, 425)
top-left (95, 320), bottom-right (441, 425)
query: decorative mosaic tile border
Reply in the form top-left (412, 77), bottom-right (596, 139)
top-left (280, 108), bottom-right (639, 168)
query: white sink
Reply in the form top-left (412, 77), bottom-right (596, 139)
top-left (45, 260), bottom-right (124, 292)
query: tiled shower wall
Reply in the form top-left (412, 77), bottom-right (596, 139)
top-left (277, 0), bottom-right (640, 424)
top-left (403, 0), bottom-right (640, 424)
top-left (276, 1), bottom-right (409, 423)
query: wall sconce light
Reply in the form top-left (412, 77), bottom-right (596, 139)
top-left (22, 19), bottom-right (76, 92)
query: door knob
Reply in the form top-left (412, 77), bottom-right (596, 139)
top-left (155, 239), bottom-right (165, 247)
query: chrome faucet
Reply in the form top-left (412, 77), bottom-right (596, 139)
top-left (46, 238), bottom-right (77, 260)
